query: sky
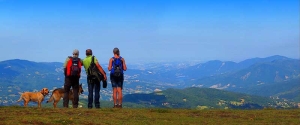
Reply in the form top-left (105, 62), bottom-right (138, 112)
top-left (0, 0), bottom-right (299, 64)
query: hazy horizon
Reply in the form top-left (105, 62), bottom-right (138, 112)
top-left (1, 54), bottom-right (298, 65)
top-left (1, 0), bottom-right (299, 64)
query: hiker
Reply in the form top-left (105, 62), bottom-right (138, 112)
top-left (108, 47), bottom-right (127, 108)
top-left (63, 49), bottom-right (82, 108)
top-left (82, 49), bottom-right (107, 109)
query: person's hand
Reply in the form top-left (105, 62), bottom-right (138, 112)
top-left (103, 75), bottom-right (107, 80)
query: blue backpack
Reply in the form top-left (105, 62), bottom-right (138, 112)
top-left (111, 57), bottom-right (123, 77)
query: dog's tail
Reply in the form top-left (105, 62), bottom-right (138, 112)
top-left (17, 94), bottom-right (23, 102)
top-left (46, 93), bottom-right (54, 103)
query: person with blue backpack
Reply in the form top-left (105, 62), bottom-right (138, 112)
top-left (108, 47), bottom-right (127, 108)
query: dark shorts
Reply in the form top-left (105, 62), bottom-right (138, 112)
top-left (110, 74), bottom-right (124, 89)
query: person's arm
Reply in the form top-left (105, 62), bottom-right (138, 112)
top-left (108, 58), bottom-right (113, 71)
top-left (63, 57), bottom-right (70, 68)
top-left (63, 57), bottom-right (70, 76)
top-left (96, 63), bottom-right (107, 80)
top-left (122, 58), bottom-right (127, 71)
top-left (80, 59), bottom-right (84, 67)
top-left (94, 58), bottom-right (107, 80)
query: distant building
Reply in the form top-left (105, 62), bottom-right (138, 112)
top-left (154, 89), bottom-right (163, 95)
top-left (162, 102), bottom-right (169, 106)
top-left (240, 99), bottom-right (245, 104)
top-left (154, 88), bottom-right (162, 92)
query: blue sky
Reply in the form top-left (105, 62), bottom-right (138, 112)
top-left (0, 0), bottom-right (299, 64)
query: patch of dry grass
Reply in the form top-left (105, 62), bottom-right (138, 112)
top-left (0, 106), bottom-right (299, 125)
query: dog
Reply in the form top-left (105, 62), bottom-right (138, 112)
top-left (17, 88), bottom-right (49, 108)
top-left (46, 84), bottom-right (84, 108)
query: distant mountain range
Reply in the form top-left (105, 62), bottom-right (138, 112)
top-left (189, 56), bottom-right (300, 101)
top-left (0, 59), bottom-right (64, 90)
top-left (148, 55), bottom-right (300, 101)
top-left (0, 55), bottom-right (299, 107)
top-left (182, 55), bottom-right (293, 79)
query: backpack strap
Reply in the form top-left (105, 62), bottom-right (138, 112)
top-left (91, 56), bottom-right (95, 65)
top-left (112, 57), bottom-right (121, 65)
top-left (112, 57), bottom-right (122, 62)
top-left (118, 57), bottom-right (123, 65)
top-left (77, 58), bottom-right (82, 67)
top-left (112, 57), bottom-right (116, 68)
top-left (68, 56), bottom-right (73, 62)
top-left (88, 56), bottom-right (95, 76)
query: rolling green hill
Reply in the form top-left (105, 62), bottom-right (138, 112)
top-left (123, 87), bottom-right (293, 109)
top-left (233, 77), bottom-right (300, 101)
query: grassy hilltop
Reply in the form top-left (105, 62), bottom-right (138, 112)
top-left (0, 106), bottom-right (300, 125)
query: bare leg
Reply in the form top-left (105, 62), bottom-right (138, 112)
top-left (113, 88), bottom-right (117, 105)
top-left (117, 87), bottom-right (122, 105)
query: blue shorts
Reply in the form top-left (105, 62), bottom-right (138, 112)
top-left (110, 74), bottom-right (124, 89)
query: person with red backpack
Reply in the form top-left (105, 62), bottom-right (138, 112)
top-left (63, 49), bottom-right (82, 108)
top-left (108, 47), bottom-right (127, 108)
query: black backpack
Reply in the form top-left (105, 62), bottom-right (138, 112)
top-left (87, 56), bottom-right (102, 81)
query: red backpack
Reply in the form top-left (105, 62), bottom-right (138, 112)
top-left (66, 57), bottom-right (82, 77)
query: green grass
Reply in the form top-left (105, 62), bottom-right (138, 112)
top-left (0, 106), bottom-right (299, 125)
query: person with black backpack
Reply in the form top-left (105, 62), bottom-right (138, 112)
top-left (63, 49), bottom-right (82, 108)
top-left (108, 47), bottom-right (127, 108)
top-left (82, 49), bottom-right (107, 109)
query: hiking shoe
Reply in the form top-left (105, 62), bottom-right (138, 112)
top-left (113, 105), bottom-right (118, 108)
top-left (117, 104), bottom-right (122, 108)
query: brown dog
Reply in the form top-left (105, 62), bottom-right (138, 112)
top-left (17, 88), bottom-right (49, 108)
top-left (46, 84), bottom-right (84, 108)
